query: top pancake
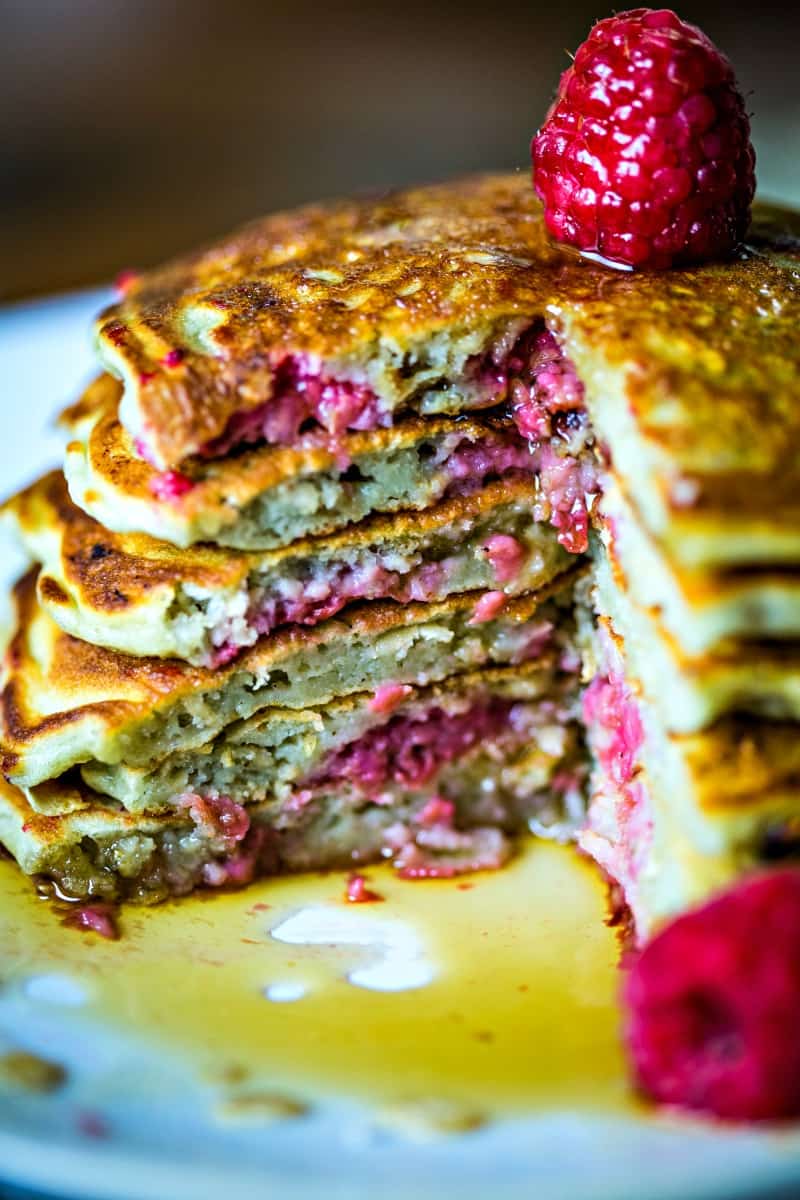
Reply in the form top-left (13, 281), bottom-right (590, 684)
top-left (96, 174), bottom-right (566, 468)
top-left (94, 173), bottom-right (800, 567)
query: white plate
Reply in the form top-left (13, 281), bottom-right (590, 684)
top-left (1, 290), bottom-right (800, 1200)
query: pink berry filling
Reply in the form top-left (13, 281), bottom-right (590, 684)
top-left (177, 792), bottom-right (251, 847)
top-left (345, 873), bottom-right (383, 903)
top-left (507, 329), bottom-right (596, 554)
top-left (482, 534), bottom-right (527, 584)
top-left (202, 828), bottom-right (269, 890)
top-left (149, 469), bottom-right (195, 502)
top-left (468, 591), bottom-right (507, 625)
top-left (582, 672), bottom-right (644, 789)
top-left (579, 669), bottom-right (654, 939)
top-left (205, 508), bottom-right (536, 667)
top-left (202, 355), bottom-right (386, 459)
top-left (175, 792), bottom-right (269, 890)
top-left (508, 328), bottom-right (587, 440)
top-left (391, 824), bottom-right (509, 880)
top-left (165, 682), bottom-right (572, 893)
top-left (369, 682), bottom-right (414, 714)
top-left (307, 697), bottom-right (524, 796)
top-left (458, 326), bottom-right (597, 553)
top-left (63, 902), bottom-right (119, 940)
top-left (141, 325), bottom-right (597, 554)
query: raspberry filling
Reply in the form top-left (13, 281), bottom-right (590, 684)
top-left (307, 698), bottom-right (517, 795)
top-left (579, 670), bottom-right (654, 935)
top-left (201, 355), bottom-right (386, 459)
top-left (507, 328), bottom-right (587, 442)
top-left (582, 672), bottom-right (644, 789)
top-left (456, 326), bottom-right (596, 553)
top-left (368, 682), bottom-right (413, 714)
top-left (63, 902), bottom-right (119, 940)
top-left (202, 827), bottom-right (269, 890)
top-left (208, 550), bottom-right (507, 667)
top-left (507, 328), bottom-right (596, 554)
top-left (482, 534), bottom-right (527, 584)
top-left (392, 825), bottom-right (509, 880)
top-left (175, 792), bottom-right (268, 890)
top-left (149, 469), bottom-right (195, 502)
top-left (144, 326), bottom-right (598, 555)
top-left (468, 591), bottom-right (507, 624)
top-left (169, 691), bottom-right (569, 890)
top-left (177, 792), bottom-right (251, 848)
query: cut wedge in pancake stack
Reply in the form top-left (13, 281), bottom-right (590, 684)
top-left (2, 174), bottom-right (799, 927)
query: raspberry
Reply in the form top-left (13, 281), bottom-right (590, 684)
top-left (624, 869), bottom-right (800, 1120)
top-left (532, 8), bottom-right (756, 269)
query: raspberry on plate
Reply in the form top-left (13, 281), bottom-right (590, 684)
top-left (624, 869), bottom-right (800, 1121)
top-left (532, 7), bottom-right (756, 269)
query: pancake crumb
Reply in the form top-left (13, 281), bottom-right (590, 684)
top-left (372, 1097), bottom-right (486, 1140)
top-left (0, 1050), bottom-right (66, 1093)
top-left (215, 1090), bottom-right (308, 1124)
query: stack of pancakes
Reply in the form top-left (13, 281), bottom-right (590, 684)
top-left (0, 177), bottom-right (594, 906)
top-left (574, 228), bottom-right (800, 938)
top-left (1, 173), bottom-right (798, 935)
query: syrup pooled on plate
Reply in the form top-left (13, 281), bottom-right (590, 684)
top-left (0, 842), bottom-right (630, 1120)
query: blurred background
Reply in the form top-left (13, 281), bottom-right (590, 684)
top-left (1, 0), bottom-right (798, 303)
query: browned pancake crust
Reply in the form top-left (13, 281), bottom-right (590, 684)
top-left (95, 175), bottom-right (800, 503)
top-left (96, 174), bottom-right (569, 465)
top-left (1, 571), bottom-right (196, 763)
top-left (680, 717), bottom-right (800, 815)
top-left (6, 469), bottom-right (544, 617)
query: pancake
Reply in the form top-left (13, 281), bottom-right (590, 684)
top-left (93, 174), bottom-right (800, 576)
top-left (600, 473), bottom-right (800, 655)
top-left (580, 615), bottom-right (800, 939)
top-left (592, 540), bottom-right (800, 732)
top-left (559, 209), bottom-right (800, 567)
top-left (94, 174), bottom-right (573, 469)
top-left (1, 703), bottom-right (583, 904)
top-left (1, 566), bottom-right (582, 789)
top-left (23, 659), bottom-right (579, 815)
top-left (61, 376), bottom-right (546, 551)
top-left (4, 471), bottom-right (570, 666)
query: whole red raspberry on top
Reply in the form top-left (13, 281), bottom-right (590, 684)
top-left (532, 8), bottom-right (756, 269)
top-left (624, 868), bottom-right (800, 1121)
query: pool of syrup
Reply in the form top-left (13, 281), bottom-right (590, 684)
top-left (0, 842), bottom-right (632, 1117)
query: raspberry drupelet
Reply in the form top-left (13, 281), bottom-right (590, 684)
top-left (624, 868), bottom-right (800, 1121)
top-left (532, 8), bottom-right (756, 269)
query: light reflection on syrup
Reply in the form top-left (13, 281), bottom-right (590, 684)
top-left (0, 842), bottom-right (632, 1116)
